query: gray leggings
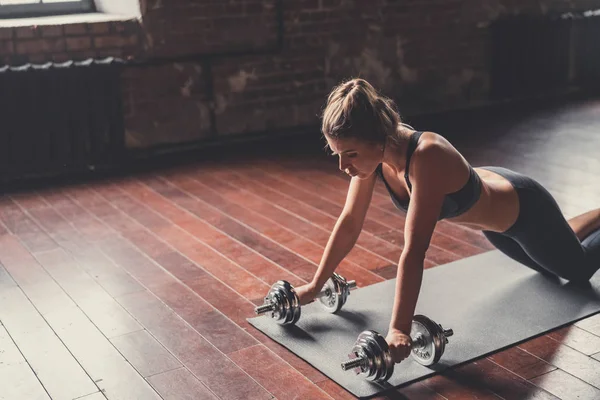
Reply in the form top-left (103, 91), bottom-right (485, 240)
top-left (480, 166), bottom-right (600, 282)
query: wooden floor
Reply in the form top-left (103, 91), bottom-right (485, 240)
top-left (2, 95), bottom-right (600, 400)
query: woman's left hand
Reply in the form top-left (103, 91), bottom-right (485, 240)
top-left (385, 328), bottom-right (413, 363)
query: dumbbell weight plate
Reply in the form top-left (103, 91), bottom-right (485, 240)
top-left (410, 315), bottom-right (446, 366)
top-left (349, 330), bottom-right (394, 382)
top-left (317, 277), bottom-right (343, 313)
top-left (267, 281), bottom-right (301, 325)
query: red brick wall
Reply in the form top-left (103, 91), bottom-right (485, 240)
top-left (2, 0), bottom-right (600, 149)
top-left (0, 20), bottom-right (140, 65)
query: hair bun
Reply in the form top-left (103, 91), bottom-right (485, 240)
top-left (321, 78), bottom-right (403, 145)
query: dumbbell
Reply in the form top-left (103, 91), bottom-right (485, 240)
top-left (254, 272), bottom-right (357, 325)
top-left (340, 315), bottom-right (454, 382)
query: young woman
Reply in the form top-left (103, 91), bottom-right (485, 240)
top-left (294, 78), bottom-right (600, 364)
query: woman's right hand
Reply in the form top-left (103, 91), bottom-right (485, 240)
top-left (294, 282), bottom-right (321, 306)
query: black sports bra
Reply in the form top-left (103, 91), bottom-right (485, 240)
top-left (375, 131), bottom-right (482, 220)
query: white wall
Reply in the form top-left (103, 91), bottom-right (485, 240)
top-left (94, 0), bottom-right (141, 18)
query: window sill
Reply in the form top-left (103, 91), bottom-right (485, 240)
top-left (0, 12), bottom-right (139, 28)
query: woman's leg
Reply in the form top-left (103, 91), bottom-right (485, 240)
top-left (568, 208), bottom-right (600, 241)
top-left (582, 227), bottom-right (600, 271)
top-left (479, 166), bottom-right (600, 282)
top-left (482, 230), bottom-right (554, 275)
top-left (506, 183), bottom-right (599, 282)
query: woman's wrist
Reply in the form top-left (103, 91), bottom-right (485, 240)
top-left (388, 323), bottom-right (411, 335)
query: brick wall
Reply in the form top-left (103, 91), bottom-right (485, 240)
top-left (2, 0), bottom-right (600, 149)
top-left (0, 19), bottom-right (140, 65)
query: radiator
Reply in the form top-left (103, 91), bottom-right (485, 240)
top-left (0, 57), bottom-right (125, 182)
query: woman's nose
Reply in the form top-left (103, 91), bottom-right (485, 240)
top-left (339, 156), bottom-right (348, 171)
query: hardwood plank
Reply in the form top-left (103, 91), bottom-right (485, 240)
top-left (0, 234), bottom-right (54, 287)
top-left (39, 189), bottom-right (116, 244)
top-left (75, 393), bottom-right (108, 400)
top-left (170, 170), bottom-right (393, 270)
top-left (109, 330), bottom-right (182, 377)
top-left (95, 180), bottom-right (297, 293)
top-left (261, 339), bottom-right (328, 384)
top-left (55, 185), bottom-right (265, 353)
top-left (0, 223), bottom-right (153, 398)
top-left (0, 196), bottom-right (57, 253)
top-left (211, 166), bottom-right (449, 267)
top-left (149, 281), bottom-right (259, 354)
top-left (0, 323), bottom-right (51, 400)
top-left (488, 346), bottom-right (557, 380)
top-left (15, 197), bottom-right (146, 298)
top-left (18, 280), bottom-right (74, 316)
top-left (147, 367), bottom-right (220, 400)
top-left (121, 202), bottom-right (302, 285)
top-left (150, 173), bottom-right (385, 285)
top-left (9, 193), bottom-right (262, 398)
top-left (0, 287), bottom-right (98, 400)
top-left (315, 380), bottom-right (357, 400)
top-left (0, 362), bottom-right (52, 400)
top-left (229, 344), bottom-right (333, 399)
top-left (131, 175), bottom-right (323, 280)
top-left (438, 358), bottom-right (559, 399)
top-left (95, 234), bottom-right (263, 334)
top-left (115, 289), bottom-right (273, 400)
top-left (396, 381), bottom-right (449, 399)
top-left (547, 325), bottom-right (600, 356)
top-left (420, 372), bottom-right (501, 399)
top-left (152, 223), bottom-right (271, 299)
top-left (197, 168), bottom-right (442, 268)
top-left (575, 313), bottom-right (600, 337)
top-left (43, 305), bottom-right (162, 399)
top-left (33, 249), bottom-right (143, 339)
top-left (96, 236), bottom-right (184, 288)
top-left (519, 335), bottom-right (600, 389)
top-left (530, 369), bottom-right (600, 400)
top-left (195, 167), bottom-right (451, 268)
top-left (0, 262), bottom-right (17, 290)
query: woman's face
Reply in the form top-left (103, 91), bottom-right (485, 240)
top-left (325, 136), bottom-right (384, 179)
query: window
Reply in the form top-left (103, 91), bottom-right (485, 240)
top-left (0, 0), bottom-right (95, 19)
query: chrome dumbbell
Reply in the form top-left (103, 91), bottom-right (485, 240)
top-left (340, 315), bottom-right (454, 382)
top-left (254, 272), bottom-right (357, 325)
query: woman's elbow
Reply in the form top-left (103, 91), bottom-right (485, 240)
top-left (400, 246), bottom-right (428, 266)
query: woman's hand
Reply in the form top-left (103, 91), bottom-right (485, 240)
top-left (385, 328), bottom-right (413, 363)
top-left (294, 282), bottom-right (321, 306)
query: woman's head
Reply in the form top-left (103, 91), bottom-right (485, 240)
top-left (321, 78), bottom-right (405, 178)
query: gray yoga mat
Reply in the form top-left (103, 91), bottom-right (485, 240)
top-left (247, 250), bottom-right (600, 399)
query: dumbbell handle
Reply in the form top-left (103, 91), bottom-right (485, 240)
top-left (340, 336), bottom-right (422, 372)
top-left (412, 328), bottom-right (454, 348)
top-left (255, 279), bottom-right (357, 315)
top-left (341, 356), bottom-right (366, 371)
top-left (340, 328), bottom-right (454, 371)
top-left (255, 303), bottom-right (274, 315)
top-left (317, 279), bottom-right (356, 298)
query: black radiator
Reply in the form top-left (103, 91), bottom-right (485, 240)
top-left (0, 57), bottom-right (125, 183)
top-left (490, 14), bottom-right (571, 99)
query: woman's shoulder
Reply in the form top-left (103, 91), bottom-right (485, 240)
top-left (410, 131), bottom-right (469, 183)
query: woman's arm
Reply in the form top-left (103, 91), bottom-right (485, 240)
top-left (387, 141), bottom-right (448, 359)
top-left (298, 173), bottom-right (377, 302)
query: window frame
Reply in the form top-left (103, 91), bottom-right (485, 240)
top-left (0, 0), bottom-right (95, 19)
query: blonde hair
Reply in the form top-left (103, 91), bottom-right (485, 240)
top-left (321, 78), bottom-right (409, 146)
